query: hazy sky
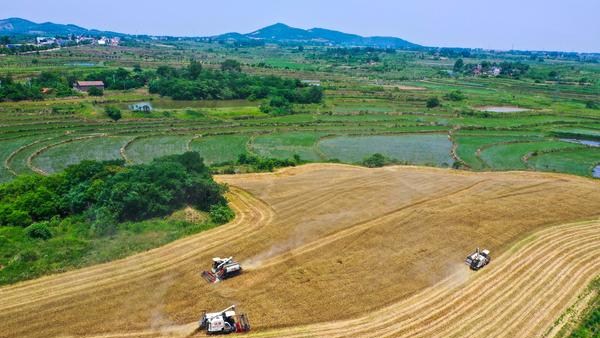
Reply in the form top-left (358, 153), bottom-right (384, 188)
top-left (4, 0), bottom-right (599, 52)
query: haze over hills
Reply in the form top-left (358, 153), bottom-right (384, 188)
top-left (0, 18), bottom-right (421, 49)
top-left (212, 23), bottom-right (421, 49)
top-left (0, 17), bottom-right (122, 37)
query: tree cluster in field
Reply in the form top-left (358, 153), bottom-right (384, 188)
top-left (236, 153), bottom-right (298, 172)
top-left (85, 67), bottom-right (152, 91)
top-left (0, 59), bottom-right (323, 110)
top-left (0, 152), bottom-right (228, 235)
top-left (0, 71), bottom-right (77, 101)
top-left (148, 60), bottom-right (324, 114)
top-left (308, 47), bottom-right (396, 64)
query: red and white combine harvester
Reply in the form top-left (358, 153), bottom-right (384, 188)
top-left (202, 257), bottom-right (242, 283)
top-left (199, 305), bottom-right (250, 335)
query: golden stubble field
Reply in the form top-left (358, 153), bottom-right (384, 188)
top-left (1, 164), bottom-right (599, 338)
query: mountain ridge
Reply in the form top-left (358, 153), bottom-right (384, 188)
top-left (213, 23), bottom-right (421, 49)
top-left (0, 18), bottom-right (421, 49)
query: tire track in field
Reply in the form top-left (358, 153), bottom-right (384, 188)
top-left (253, 179), bottom-right (488, 270)
top-left (242, 220), bottom-right (600, 338)
top-left (80, 221), bottom-right (600, 338)
top-left (264, 223), bottom-right (599, 338)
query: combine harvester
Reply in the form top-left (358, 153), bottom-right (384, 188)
top-left (202, 257), bottom-right (242, 283)
top-left (199, 305), bottom-right (251, 335)
top-left (465, 248), bottom-right (491, 270)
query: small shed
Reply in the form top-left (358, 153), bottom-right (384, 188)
top-left (129, 102), bottom-right (153, 112)
top-left (74, 81), bottom-right (105, 92)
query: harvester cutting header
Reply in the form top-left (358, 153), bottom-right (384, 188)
top-left (202, 257), bottom-right (243, 283)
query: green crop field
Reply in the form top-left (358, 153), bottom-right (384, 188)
top-left (189, 134), bottom-right (250, 164)
top-left (0, 37), bottom-right (598, 180)
top-left (31, 136), bottom-right (132, 174)
top-left (251, 132), bottom-right (326, 161)
top-left (479, 140), bottom-right (587, 171)
top-left (125, 135), bottom-right (194, 164)
top-left (318, 134), bottom-right (454, 166)
top-left (530, 147), bottom-right (600, 177)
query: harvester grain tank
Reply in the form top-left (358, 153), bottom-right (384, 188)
top-left (465, 248), bottom-right (491, 270)
top-left (199, 305), bottom-right (251, 334)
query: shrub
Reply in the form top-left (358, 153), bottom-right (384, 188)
top-left (88, 87), bottom-right (104, 96)
top-left (445, 90), bottom-right (466, 101)
top-left (25, 222), bottom-right (53, 240)
top-left (585, 101), bottom-right (599, 109)
top-left (210, 205), bottom-right (235, 224)
top-left (426, 97), bottom-right (441, 108)
top-left (363, 153), bottom-right (386, 168)
top-left (105, 106), bottom-right (122, 121)
top-left (90, 207), bottom-right (118, 237)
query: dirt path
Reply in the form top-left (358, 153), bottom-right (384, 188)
top-left (1, 164), bottom-right (599, 338)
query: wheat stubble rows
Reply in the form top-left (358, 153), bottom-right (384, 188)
top-left (1, 164), bottom-right (599, 338)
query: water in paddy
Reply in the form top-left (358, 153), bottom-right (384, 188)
top-left (593, 165), bottom-right (600, 178)
top-left (318, 134), bottom-right (454, 166)
top-left (560, 139), bottom-right (600, 148)
top-left (480, 106), bottom-right (529, 113)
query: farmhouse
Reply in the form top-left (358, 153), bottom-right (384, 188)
top-left (74, 81), bottom-right (105, 92)
top-left (301, 80), bottom-right (321, 86)
top-left (129, 102), bottom-right (153, 112)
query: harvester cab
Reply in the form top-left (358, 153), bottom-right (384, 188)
top-left (199, 305), bottom-right (251, 335)
top-left (465, 248), bottom-right (491, 271)
top-left (202, 257), bottom-right (242, 283)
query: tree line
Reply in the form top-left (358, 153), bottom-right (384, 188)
top-left (0, 60), bottom-right (324, 111)
top-left (0, 152), bottom-right (227, 236)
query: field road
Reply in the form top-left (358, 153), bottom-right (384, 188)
top-left (0, 164), bottom-right (599, 338)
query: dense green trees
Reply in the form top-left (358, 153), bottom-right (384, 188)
top-left (444, 90), bottom-right (466, 101)
top-left (453, 58), bottom-right (464, 72)
top-left (85, 67), bottom-right (150, 90)
top-left (149, 61), bottom-right (324, 109)
top-left (426, 97), bottom-right (441, 108)
top-left (0, 61), bottom-right (323, 108)
top-left (0, 152), bottom-right (227, 228)
top-left (87, 86), bottom-right (103, 96)
top-left (221, 59), bottom-right (242, 72)
top-left (363, 153), bottom-right (386, 168)
top-left (105, 106), bottom-right (122, 121)
top-left (0, 76), bottom-right (43, 101)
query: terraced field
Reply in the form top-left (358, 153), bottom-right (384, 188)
top-left (31, 136), bottom-right (132, 174)
top-left (1, 164), bottom-right (598, 338)
top-left (318, 134), bottom-right (454, 165)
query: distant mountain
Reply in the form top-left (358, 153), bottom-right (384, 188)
top-left (0, 18), bottom-right (121, 37)
top-left (212, 23), bottom-right (421, 49)
top-left (0, 18), bottom-right (420, 49)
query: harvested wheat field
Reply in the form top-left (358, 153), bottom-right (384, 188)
top-left (1, 164), bottom-right (600, 338)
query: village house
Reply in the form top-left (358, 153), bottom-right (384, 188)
top-left (74, 81), bottom-right (105, 92)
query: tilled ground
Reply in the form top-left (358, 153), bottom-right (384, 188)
top-left (1, 164), bottom-right (599, 338)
